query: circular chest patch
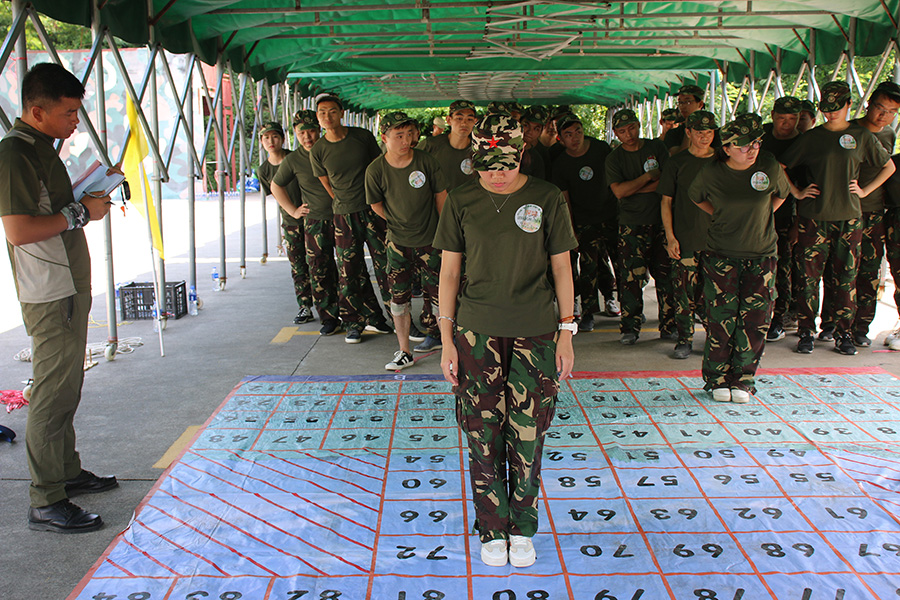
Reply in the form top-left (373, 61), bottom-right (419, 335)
top-left (579, 166), bottom-right (594, 181)
top-left (460, 158), bottom-right (474, 175)
top-left (515, 203), bottom-right (543, 233)
top-left (839, 134), bottom-right (857, 150)
top-left (644, 156), bottom-right (660, 172)
top-left (750, 171), bottom-right (770, 192)
top-left (408, 170), bottom-right (426, 189)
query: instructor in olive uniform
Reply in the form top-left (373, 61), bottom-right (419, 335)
top-left (1, 63), bottom-right (118, 533)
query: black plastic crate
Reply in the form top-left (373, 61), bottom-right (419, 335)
top-left (119, 281), bottom-right (187, 321)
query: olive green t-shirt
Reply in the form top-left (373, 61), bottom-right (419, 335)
top-left (521, 146), bottom-right (546, 180)
top-left (0, 119), bottom-right (90, 304)
top-left (780, 122), bottom-right (891, 221)
top-left (419, 133), bottom-right (476, 192)
top-left (664, 125), bottom-right (722, 153)
top-left (433, 176), bottom-right (578, 338)
top-left (272, 145), bottom-right (334, 221)
top-left (851, 120), bottom-right (895, 213)
top-left (365, 149), bottom-right (447, 248)
top-left (551, 137), bottom-right (615, 225)
top-left (257, 152), bottom-right (302, 227)
top-left (657, 150), bottom-right (714, 255)
top-left (885, 154), bottom-right (900, 209)
top-left (689, 151), bottom-right (791, 259)
top-left (760, 127), bottom-right (802, 228)
top-left (605, 138), bottom-right (669, 226)
top-left (309, 127), bottom-right (381, 215)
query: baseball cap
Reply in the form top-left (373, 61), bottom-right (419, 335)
top-left (449, 99), bottom-right (477, 116)
top-left (379, 111), bottom-right (416, 134)
top-left (260, 121), bottom-right (284, 137)
top-left (556, 112), bottom-right (582, 133)
top-left (819, 81), bottom-right (852, 112)
top-left (720, 113), bottom-right (764, 146)
top-left (661, 107), bottom-right (680, 122)
top-left (611, 108), bottom-right (639, 130)
top-left (433, 116), bottom-right (447, 128)
top-left (471, 114), bottom-right (524, 171)
top-left (677, 84), bottom-right (705, 102)
top-left (486, 101), bottom-right (512, 116)
top-left (315, 93), bottom-right (343, 110)
top-left (686, 110), bottom-right (717, 130)
top-left (799, 99), bottom-right (816, 115)
top-left (520, 106), bottom-right (550, 125)
top-left (772, 96), bottom-right (802, 114)
top-left (292, 109), bottom-right (318, 131)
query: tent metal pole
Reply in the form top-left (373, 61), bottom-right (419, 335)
top-left (186, 56), bottom-right (197, 297)
top-left (790, 61), bottom-right (807, 97)
top-left (720, 62), bottom-right (730, 126)
top-left (260, 85), bottom-right (271, 264)
top-left (149, 23), bottom-right (167, 324)
top-left (238, 70), bottom-right (248, 278)
top-left (747, 51), bottom-right (756, 113)
top-left (757, 69), bottom-right (774, 111)
top-left (774, 49), bottom-right (785, 98)
top-left (857, 40), bottom-right (896, 118)
top-left (807, 29), bottom-right (820, 102)
top-left (11, 0), bottom-right (27, 95)
top-left (216, 53), bottom-right (228, 290)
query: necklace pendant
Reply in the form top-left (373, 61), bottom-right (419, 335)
top-left (496, 208), bottom-right (501, 213)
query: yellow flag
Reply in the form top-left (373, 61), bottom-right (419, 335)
top-left (122, 96), bottom-right (164, 259)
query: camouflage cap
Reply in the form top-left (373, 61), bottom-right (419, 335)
top-left (520, 105), bottom-right (550, 125)
top-left (873, 80), bottom-right (900, 102)
top-left (509, 101), bottom-right (525, 114)
top-left (819, 81), bottom-right (852, 112)
top-left (556, 112), bottom-right (582, 133)
top-left (686, 110), bottom-right (717, 130)
top-left (772, 95), bottom-right (802, 115)
top-left (551, 104), bottom-right (572, 120)
top-left (486, 101), bottom-right (512, 116)
top-left (677, 84), bottom-right (705, 102)
top-left (379, 110), bottom-right (416, 134)
top-left (799, 99), bottom-right (817, 115)
top-left (471, 113), bottom-right (524, 171)
top-left (315, 93), bottom-right (343, 110)
top-left (292, 109), bottom-right (318, 131)
top-left (611, 108), bottom-right (639, 130)
top-left (661, 107), bottom-right (680, 122)
top-left (260, 120), bottom-right (284, 137)
top-left (720, 112), bottom-right (765, 146)
top-left (449, 99), bottom-right (477, 116)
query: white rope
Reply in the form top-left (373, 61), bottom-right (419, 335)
top-left (14, 337), bottom-right (145, 362)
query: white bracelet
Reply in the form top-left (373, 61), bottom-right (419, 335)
top-left (438, 315), bottom-right (455, 323)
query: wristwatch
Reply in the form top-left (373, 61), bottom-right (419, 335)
top-left (558, 322), bottom-right (578, 336)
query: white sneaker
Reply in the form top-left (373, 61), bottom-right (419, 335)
top-left (886, 327), bottom-right (900, 351)
top-left (731, 389), bottom-right (750, 404)
top-left (509, 535), bottom-right (536, 567)
top-left (384, 350), bottom-right (414, 371)
top-left (573, 296), bottom-right (582, 320)
top-left (605, 297), bottom-right (621, 316)
top-left (712, 388), bottom-right (731, 402)
top-left (481, 539), bottom-right (508, 567)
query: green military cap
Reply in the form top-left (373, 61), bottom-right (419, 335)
top-left (449, 99), bottom-right (477, 115)
top-left (471, 113), bottom-right (525, 171)
top-left (661, 107), bottom-right (680, 122)
top-left (315, 93), bottom-right (343, 110)
top-left (772, 95), bottom-right (802, 114)
top-left (686, 110), bottom-right (717, 130)
top-left (509, 101), bottom-right (525, 114)
top-left (819, 81), bottom-right (852, 112)
top-left (292, 109), bottom-right (318, 131)
top-left (551, 105), bottom-right (572, 120)
top-left (379, 111), bottom-right (416, 134)
top-left (873, 80), bottom-right (900, 102)
top-left (677, 84), bottom-right (705, 102)
top-left (720, 112), bottom-right (764, 146)
top-left (799, 99), bottom-right (816, 115)
top-left (520, 105), bottom-right (549, 125)
top-left (611, 108), bottom-right (639, 130)
top-left (486, 101), bottom-right (512, 116)
top-left (556, 112), bottom-right (582, 133)
top-left (259, 121), bottom-right (284, 137)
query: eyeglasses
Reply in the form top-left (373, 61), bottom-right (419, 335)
top-left (732, 140), bottom-right (761, 153)
top-left (870, 102), bottom-right (899, 117)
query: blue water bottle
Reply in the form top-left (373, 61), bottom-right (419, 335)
top-left (211, 267), bottom-right (220, 291)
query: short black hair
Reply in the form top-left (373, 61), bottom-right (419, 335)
top-left (22, 63), bottom-right (85, 110)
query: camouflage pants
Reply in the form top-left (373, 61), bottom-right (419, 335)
top-left (771, 222), bottom-right (795, 325)
top-left (453, 326), bottom-right (557, 543)
top-left (303, 218), bottom-right (340, 322)
top-left (574, 221), bottom-right (617, 315)
top-left (616, 224), bottom-right (674, 334)
top-left (886, 207), bottom-right (900, 319)
top-left (334, 209), bottom-right (390, 331)
top-left (282, 225), bottom-right (313, 308)
top-left (797, 217), bottom-right (861, 337)
top-left (853, 211), bottom-right (885, 335)
top-left (671, 253), bottom-right (703, 345)
top-left (386, 240), bottom-right (441, 338)
top-left (701, 254), bottom-right (776, 394)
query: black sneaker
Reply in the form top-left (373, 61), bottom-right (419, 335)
top-left (345, 328), bottom-right (362, 344)
top-left (766, 324), bottom-right (785, 342)
top-left (414, 335), bottom-right (442, 353)
top-left (408, 324), bottom-right (427, 343)
top-left (385, 350), bottom-right (415, 371)
top-left (659, 329), bottom-right (678, 341)
top-left (797, 333), bottom-right (814, 354)
top-left (620, 332), bottom-right (638, 345)
top-left (835, 335), bottom-right (858, 355)
top-left (673, 343), bottom-right (692, 359)
top-left (365, 319), bottom-right (393, 334)
top-left (852, 332), bottom-right (872, 347)
top-left (293, 306), bottom-right (314, 324)
top-left (579, 314), bottom-right (594, 332)
top-left (319, 318), bottom-right (341, 336)
top-left (818, 325), bottom-right (835, 341)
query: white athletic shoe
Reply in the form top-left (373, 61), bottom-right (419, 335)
top-left (481, 539), bottom-right (508, 567)
top-left (509, 535), bottom-right (536, 568)
top-left (885, 327), bottom-right (900, 351)
top-left (730, 389), bottom-right (750, 404)
top-left (712, 388), bottom-right (731, 403)
top-left (605, 297), bottom-right (621, 316)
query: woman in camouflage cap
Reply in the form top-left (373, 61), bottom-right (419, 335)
top-left (433, 113), bottom-right (577, 568)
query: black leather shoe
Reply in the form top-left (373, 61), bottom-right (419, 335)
top-left (65, 469), bottom-right (118, 496)
top-left (28, 499), bottom-right (102, 533)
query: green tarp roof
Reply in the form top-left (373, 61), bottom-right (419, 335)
top-left (28, 1), bottom-right (900, 109)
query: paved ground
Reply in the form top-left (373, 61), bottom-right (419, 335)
top-left (1, 197), bottom-right (899, 600)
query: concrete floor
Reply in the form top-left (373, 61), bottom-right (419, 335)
top-left (1, 199), bottom-right (899, 599)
